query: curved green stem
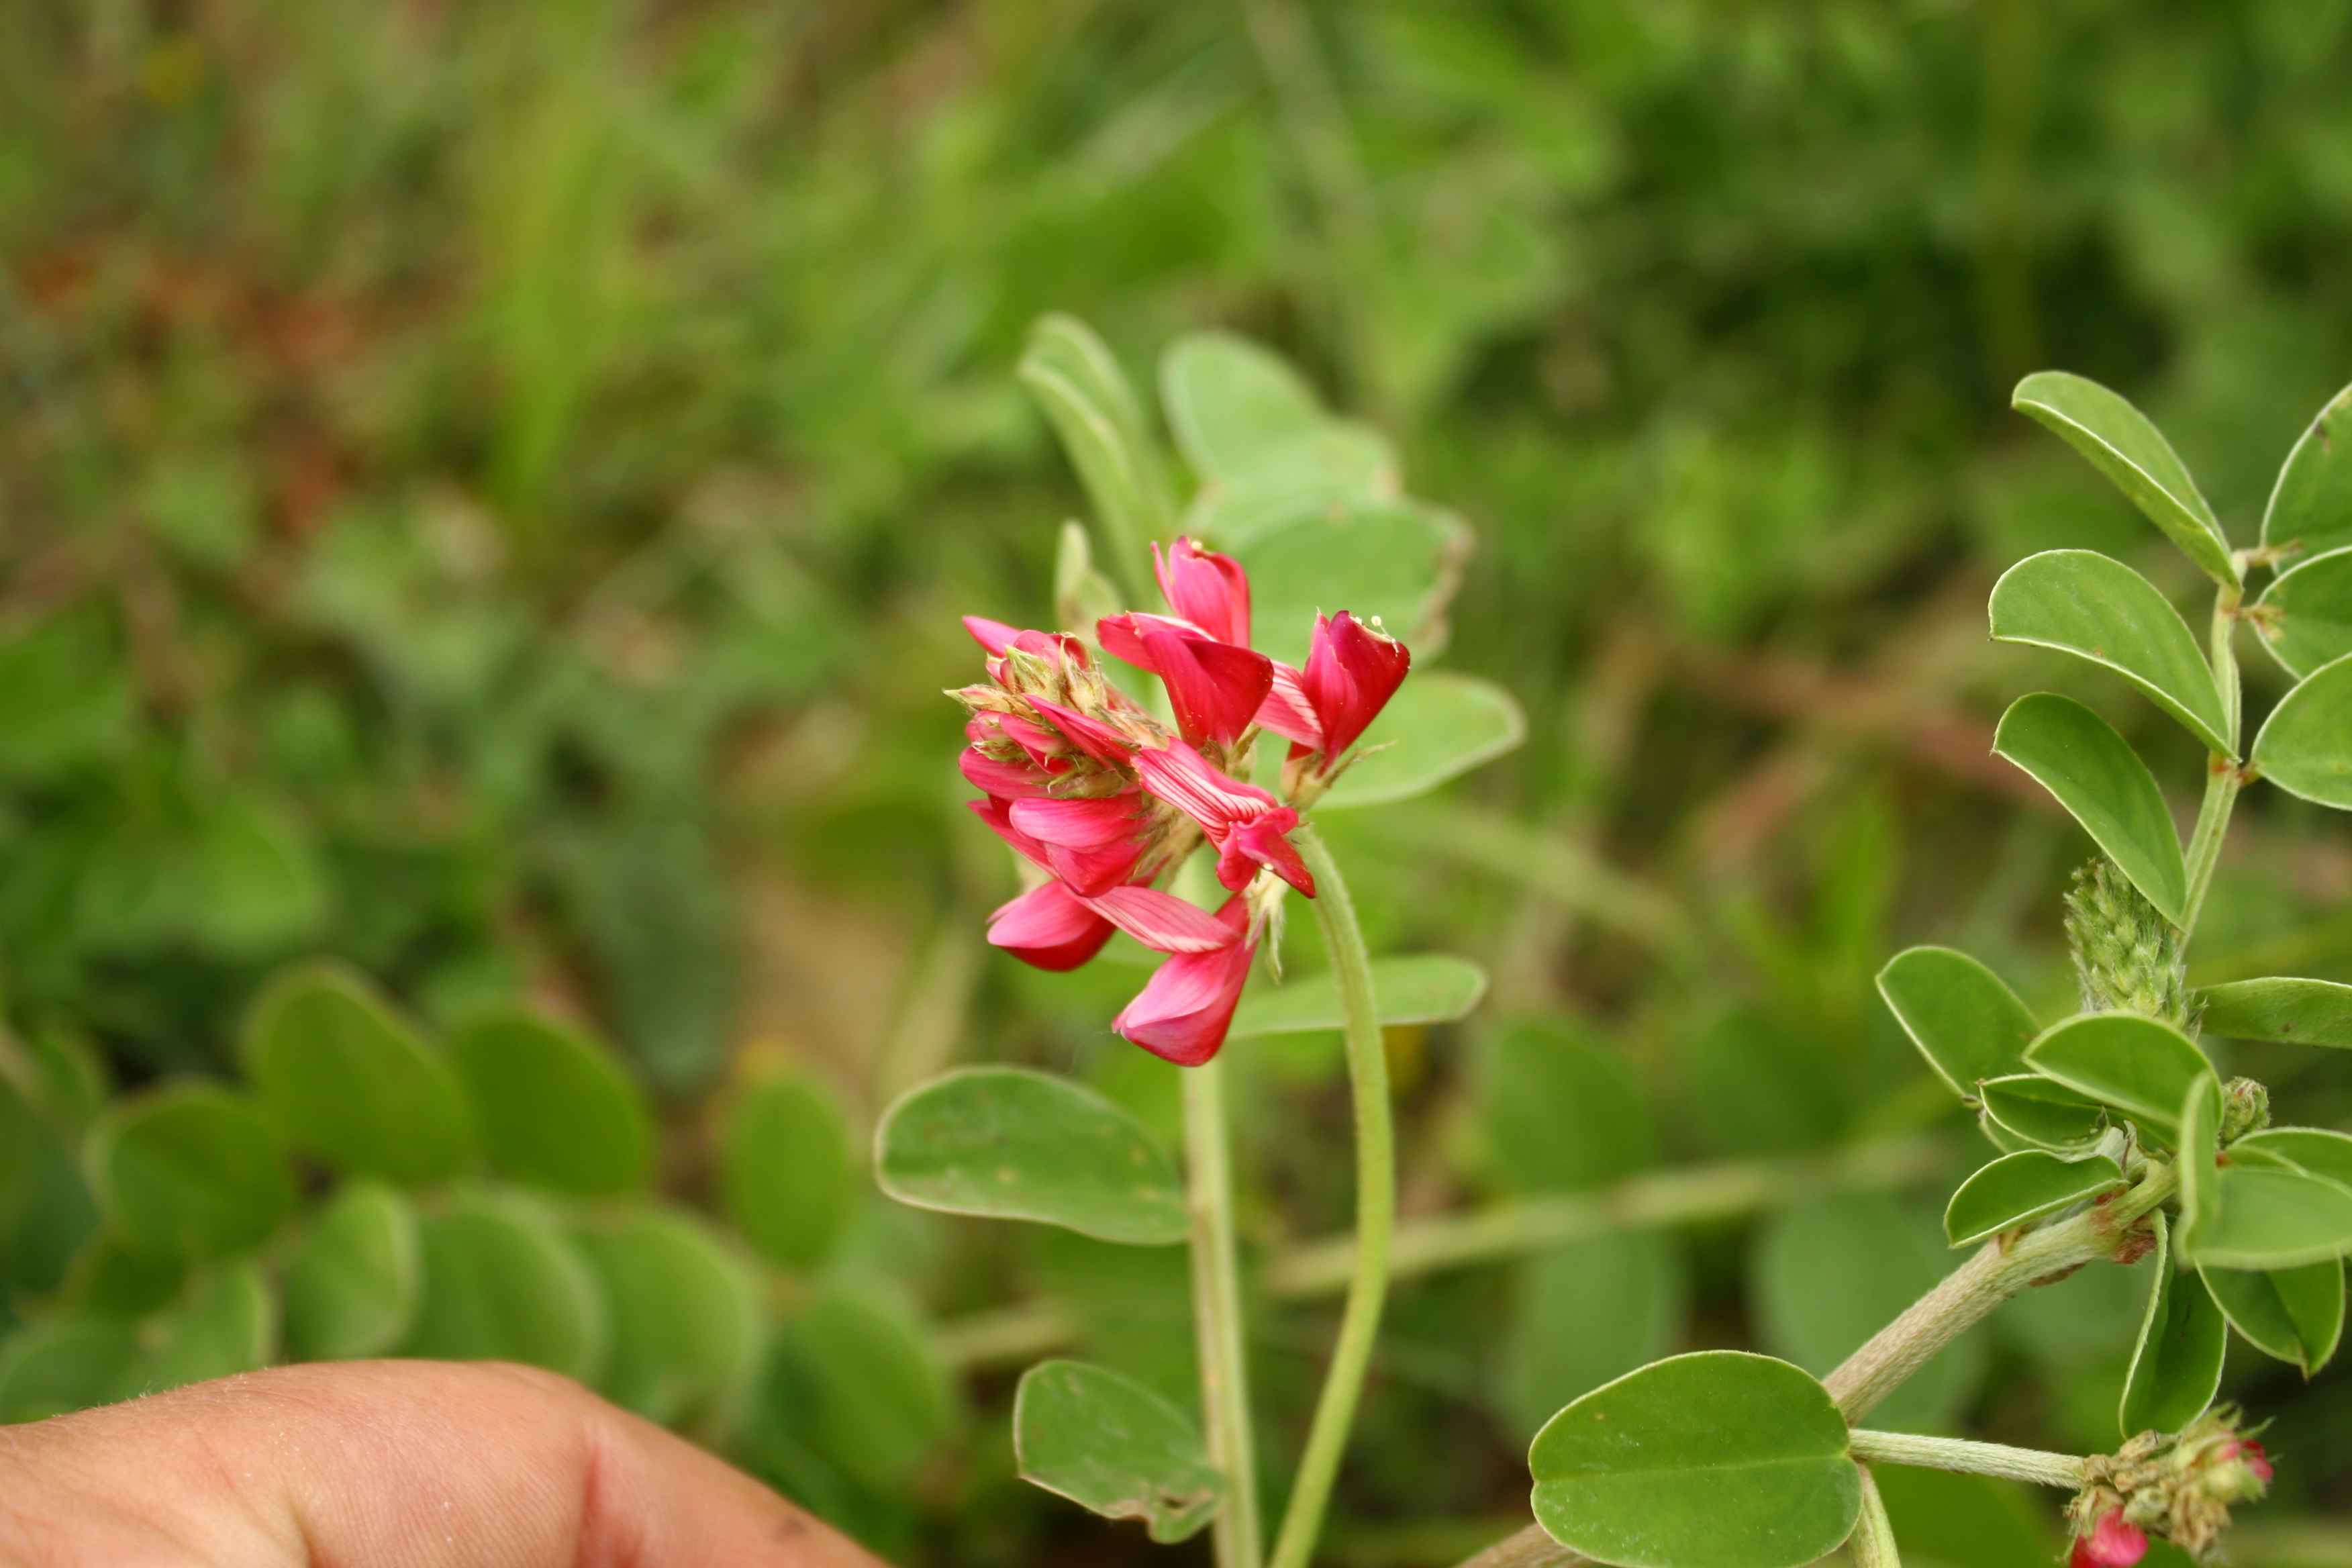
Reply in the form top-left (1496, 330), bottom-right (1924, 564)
top-left (1849, 1429), bottom-right (2087, 1489)
top-left (1268, 822), bottom-right (1395, 1568)
top-left (1187, 1055), bottom-right (1265, 1568)
top-left (2181, 595), bottom-right (2246, 937)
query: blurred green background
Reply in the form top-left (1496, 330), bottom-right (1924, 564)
top-left (4, 2), bottom-right (2351, 1563)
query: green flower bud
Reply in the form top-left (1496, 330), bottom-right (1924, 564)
top-left (2064, 859), bottom-right (2189, 1027)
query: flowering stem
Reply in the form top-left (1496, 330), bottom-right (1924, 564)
top-left (1849, 1429), bottom-right (2088, 1489)
top-left (1267, 822), bottom-right (1395, 1568)
top-left (1186, 1054), bottom-right (1265, 1568)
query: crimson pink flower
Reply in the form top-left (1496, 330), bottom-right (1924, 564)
top-left (986, 879), bottom-right (1239, 971)
top-left (2218, 1438), bottom-right (2273, 1487)
top-left (1131, 740), bottom-right (1315, 897)
top-left (1155, 537), bottom-right (1251, 646)
top-left (1258, 610), bottom-right (1412, 763)
top-left (1113, 895), bottom-right (1257, 1065)
top-left (2070, 1513), bottom-right (2147, 1568)
top-left (1099, 611), bottom-right (1273, 748)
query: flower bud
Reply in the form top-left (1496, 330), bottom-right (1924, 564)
top-left (2218, 1077), bottom-right (2270, 1142)
top-left (2063, 859), bottom-right (2188, 1026)
top-left (2069, 1511), bottom-right (2148, 1568)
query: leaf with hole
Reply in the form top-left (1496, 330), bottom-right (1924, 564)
top-left (1875, 947), bottom-right (2039, 1101)
top-left (574, 1204), bottom-right (765, 1430)
top-left (449, 1011), bottom-right (653, 1197)
top-left (2011, 371), bottom-right (2235, 585)
top-left (1943, 1151), bottom-right (2124, 1246)
top-left (1228, 954), bottom-right (1487, 1040)
top-left (2251, 545), bottom-right (2352, 679)
top-left (240, 963), bottom-right (474, 1186)
top-left (85, 1085), bottom-right (296, 1263)
top-left (875, 1067), bottom-right (1187, 1245)
top-left (2251, 652), bottom-right (2352, 810)
top-left (1318, 672), bottom-right (1525, 807)
top-left (2119, 1214), bottom-right (2225, 1437)
top-left (401, 1187), bottom-right (607, 1381)
top-left (720, 1073), bottom-right (853, 1271)
top-left (1992, 695), bottom-right (2187, 923)
top-left (2021, 1013), bottom-right (2216, 1140)
top-left (1977, 1075), bottom-right (2108, 1153)
top-left (2177, 1165), bottom-right (2352, 1270)
top-left (1013, 1359), bottom-right (1224, 1544)
top-left (2261, 381), bottom-right (2352, 556)
top-left (2198, 1260), bottom-right (2345, 1375)
top-left (1990, 550), bottom-right (2233, 753)
top-left (2196, 978), bottom-right (2352, 1050)
top-left (283, 1181), bottom-right (421, 1361)
top-left (1527, 1350), bottom-right (1861, 1568)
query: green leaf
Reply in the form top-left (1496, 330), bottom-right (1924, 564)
top-left (767, 1285), bottom-right (957, 1492)
top-left (1021, 316), bottom-right (1174, 589)
top-left (1992, 695), bottom-right (2188, 924)
top-left (2251, 652), bottom-right (2352, 810)
top-left (1182, 424), bottom-right (1400, 550)
top-left (1235, 501), bottom-right (1466, 668)
top-left (1161, 331), bottom-right (1331, 482)
top-left (2196, 977), bottom-right (2352, 1049)
top-left (2198, 1260), bottom-right (2345, 1375)
top-left (574, 1204), bottom-right (765, 1429)
top-left (1989, 550), bottom-right (2233, 754)
top-left (0, 1316), bottom-right (138, 1422)
top-left (240, 963), bottom-right (474, 1186)
top-left (1228, 954), bottom-right (1487, 1040)
top-left (122, 1261), bottom-right (275, 1397)
top-left (1318, 672), bottom-right (1526, 808)
top-left (1527, 1350), bottom-right (1862, 1568)
top-left (1977, 1075), bottom-right (2108, 1153)
top-left (720, 1073), bottom-right (853, 1271)
top-left (401, 1187), bottom-right (607, 1381)
top-left (2251, 545), bottom-right (2352, 679)
top-left (85, 1085), bottom-right (297, 1263)
top-left (2178, 1166), bottom-right (2352, 1269)
top-left (1052, 520), bottom-right (1126, 640)
top-left (2260, 381), bottom-right (2352, 556)
top-left (1943, 1151), bottom-right (2125, 1247)
top-left (873, 1067), bottom-right (1189, 1245)
top-left (2231, 1127), bottom-right (2352, 1187)
top-left (2010, 371), bottom-right (2235, 586)
top-left (1753, 1195), bottom-right (1986, 1432)
top-left (2175, 1075), bottom-right (2220, 1247)
top-left (2020, 1013), bottom-right (2216, 1138)
top-left (282, 1181), bottom-right (422, 1362)
top-left (1012, 1358), bottom-right (1224, 1544)
top-left (448, 1010), bottom-right (653, 1197)
top-left (2120, 1214), bottom-right (2225, 1436)
top-left (58, 1233), bottom-right (186, 1317)
top-left (1477, 1016), bottom-right (1657, 1196)
top-left (1498, 1234), bottom-right (1689, 1441)
top-left (1875, 947), bottom-right (2040, 1101)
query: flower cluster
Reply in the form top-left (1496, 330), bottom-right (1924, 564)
top-left (954, 538), bottom-right (1408, 1065)
top-left (2069, 1410), bottom-right (2274, 1566)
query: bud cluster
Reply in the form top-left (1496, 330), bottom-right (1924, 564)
top-left (2063, 859), bottom-right (2190, 1027)
top-left (2067, 1409), bottom-right (2274, 1565)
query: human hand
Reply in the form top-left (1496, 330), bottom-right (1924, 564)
top-left (0, 1360), bottom-right (888, 1567)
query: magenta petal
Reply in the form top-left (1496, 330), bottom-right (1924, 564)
top-left (1132, 741), bottom-right (1277, 831)
top-left (1027, 697), bottom-right (1140, 767)
top-left (1080, 886), bottom-right (1239, 954)
top-left (1044, 838), bottom-right (1144, 897)
top-left (1113, 899), bottom-right (1255, 1066)
top-left (1154, 538), bottom-right (1251, 647)
top-left (1254, 661), bottom-right (1323, 748)
top-left (959, 748), bottom-right (1055, 799)
top-left (964, 615), bottom-right (1022, 655)
top-left (987, 880), bottom-right (1116, 971)
top-left (1214, 811), bottom-right (1316, 897)
top-left (1302, 611), bottom-right (1411, 758)
top-left (969, 797), bottom-right (1049, 868)
top-left (1008, 794), bottom-right (1143, 848)
top-left (1139, 626), bottom-right (1273, 747)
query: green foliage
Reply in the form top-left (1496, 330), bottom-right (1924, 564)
top-left (718, 1074), bottom-right (854, 1272)
top-left (2250, 546), bottom-right (2352, 680)
top-left (1012, 1359), bottom-right (1224, 1544)
top-left (448, 1012), bottom-right (654, 1197)
top-left (1990, 550), bottom-right (2233, 755)
top-left (85, 1085), bottom-right (297, 1263)
top-left (2260, 384), bottom-right (2352, 557)
top-left (1316, 674), bottom-right (1528, 809)
top-left (2022, 1014), bottom-right (2216, 1144)
top-left (2010, 373), bottom-right (2236, 587)
top-left (1527, 1352), bottom-right (1861, 1568)
top-left (1943, 1152), bottom-right (2124, 1248)
top-left (2063, 861), bottom-right (2189, 1026)
top-left (281, 1182), bottom-right (422, 1362)
top-left (1226, 954), bottom-right (1486, 1040)
top-left (1876, 946), bottom-right (2039, 1101)
top-left (2120, 1216), bottom-right (2226, 1438)
top-left (2251, 653), bottom-right (2352, 809)
top-left (1992, 695), bottom-right (2188, 925)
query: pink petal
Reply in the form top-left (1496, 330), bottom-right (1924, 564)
top-left (1079, 886), bottom-right (1240, 954)
top-left (1027, 697), bottom-right (1140, 767)
top-left (986, 880), bottom-right (1115, 971)
top-left (1301, 610), bottom-right (1411, 758)
top-left (964, 615), bottom-right (1022, 655)
top-left (1044, 838), bottom-right (1144, 897)
top-left (1095, 611), bottom-right (1193, 673)
top-left (1008, 794), bottom-right (1145, 849)
top-left (959, 748), bottom-right (1056, 799)
top-left (1113, 899), bottom-right (1256, 1066)
top-left (1155, 538), bottom-right (1251, 647)
top-left (1214, 810), bottom-right (1316, 897)
top-left (1138, 626), bottom-right (1273, 746)
top-left (1254, 661), bottom-right (1323, 748)
top-left (969, 797), bottom-right (1048, 868)
top-left (1132, 741), bottom-right (1275, 831)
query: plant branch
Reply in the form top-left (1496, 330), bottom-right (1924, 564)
top-left (1849, 1466), bottom-right (1902, 1568)
top-left (2180, 593), bottom-right (2246, 938)
top-left (1187, 1055), bottom-right (1265, 1568)
top-left (1267, 823), bottom-right (1396, 1568)
top-left (1849, 1429), bottom-right (2086, 1488)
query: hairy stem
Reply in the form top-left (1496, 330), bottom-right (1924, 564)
top-left (1187, 1056), bottom-right (1264, 1568)
top-left (1849, 1429), bottom-right (2087, 1488)
top-left (2182, 593), bottom-right (2246, 937)
top-left (1849, 1467), bottom-right (1902, 1568)
top-left (1267, 824), bottom-right (1395, 1568)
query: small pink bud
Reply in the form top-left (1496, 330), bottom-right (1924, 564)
top-left (2070, 1512), bottom-right (2147, 1568)
top-left (1113, 897), bottom-right (1256, 1065)
top-left (1153, 537), bottom-right (1251, 646)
